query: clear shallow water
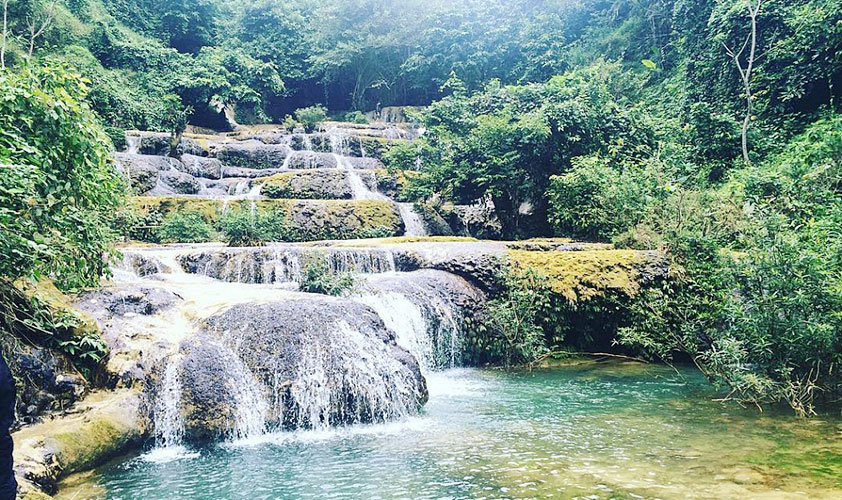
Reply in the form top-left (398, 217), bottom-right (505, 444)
top-left (58, 363), bottom-right (842, 500)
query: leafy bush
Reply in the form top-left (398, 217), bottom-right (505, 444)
top-left (618, 116), bottom-right (842, 415)
top-left (294, 105), bottom-right (328, 132)
top-left (298, 253), bottom-right (357, 296)
top-left (343, 111), bottom-right (368, 124)
top-left (472, 267), bottom-right (551, 365)
top-left (357, 226), bottom-right (395, 239)
top-left (0, 281), bottom-right (109, 379)
top-left (157, 211), bottom-right (215, 243)
top-left (0, 64), bottom-right (125, 290)
top-left (547, 154), bottom-right (662, 241)
top-left (218, 209), bottom-right (295, 246)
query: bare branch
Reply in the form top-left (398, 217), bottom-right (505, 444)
top-left (722, 0), bottom-right (761, 165)
top-left (1, 0), bottom-right (8, 70)
top-left (26, 0), bottom-right (57, 58)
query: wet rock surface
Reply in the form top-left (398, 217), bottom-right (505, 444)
top-left (262, 169), bottom-right (352, 200)
top-left (212, 140), bottom-right (289, 169)
top-left (285, 151), bottom-right (337, 169)
top-left (177, 298), bottom-right (428, 439)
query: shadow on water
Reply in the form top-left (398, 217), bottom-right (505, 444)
top-left (57, 362), bottom-right (842, 500)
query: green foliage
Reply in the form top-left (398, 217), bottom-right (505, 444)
top-left (343, 111), bottom-right (368, 124)
top-left (218, 209), bottom-right (294, 246)
top-left (297, 253), bottom-right (356, 296)
top-left (0, 281), bottom-right (109, 377)
top-left (356, 226), bottom-right (395, 239)
top-left (157, 211), bottom-right (215, 243)
top-left (0, 64), bottom-right (125, 290)
top-left (618, 116), bottom-right (842, 414)
top-left (548, 154), bottom-right (664, 241)
top-left (294, 105), bottom-right (327, 132)
top-left (405, 63), bottom-right (652, 237)
top-left (481, 268), bottom-right (551, 365)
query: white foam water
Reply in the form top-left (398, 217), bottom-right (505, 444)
top-left (152, 360), bottom-right (186, 448)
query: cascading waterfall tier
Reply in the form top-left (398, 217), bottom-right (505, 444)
top-left (176, 246), bottom-right (397, 284)
top-left (175, 298), bottom-right (427, 439)
top-left (152, 359), bottom-right (186, 448)
top-left (356, 270), bottom-right (484, 372)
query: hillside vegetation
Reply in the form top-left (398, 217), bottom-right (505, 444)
top-left (1, 0), bottom-right (841, 414)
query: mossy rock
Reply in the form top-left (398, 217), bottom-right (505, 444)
top-left (261, 169), bottom-right (351, 200)
top-left (372, 168), bottom-right (419, 201)
top-left (13, 390), bottom-right (144, 496)
top-left (507, 249), bottom-right (650, 303)
top-left (14, 281), bottom-right (99, 340)
top-left (129, 197), bottom-right (403, 241)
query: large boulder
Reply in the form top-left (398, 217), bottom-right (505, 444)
top-left (180, 154), bottom-right (223, 179)
top-left (285, 200), bottom-right (403, 240)
top-left (261, 169), bottom-right (351, 200)
top-left (159, 169), bottom-right (201, 195)
top-left (114, 153), bottom-right (182, 194)
top-left (285, 151), bottom-right (337, 169)
top-left (213, 140), bottom-right (289, 169)
top-left (178, 298), bottom-right (428, 440)
top-left (133, 134), bottom-right (206, 157)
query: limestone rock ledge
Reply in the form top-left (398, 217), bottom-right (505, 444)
top-left (13, 390), bottom-right (146, 499)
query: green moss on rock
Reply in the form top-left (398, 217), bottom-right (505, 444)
top-left (508, 249), bottom-right (645, 302)
top-left (129, 197), bottom-right (402, 242)
top-left (261, 169), bottom-right (351, 200)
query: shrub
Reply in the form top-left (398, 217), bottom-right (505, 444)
top-left (547, 154), bottom-right (660, 242)
top-left (298, 253), bottom-right (356, 296)
top-left (294, 105), bottom-right (328, 132)
top-left (0, 64), bottom-right (125, 290)
top-left (157, 211), bottom-right (215, 243)
top-left (218, 209), bottom-right (294, 246)
top-left (343, 110), bottom-right (368, 124)
top-left (357, 226), bottom-right (395, 239)
top-left (473, 267), bottom-right (551, 365)
top-left (282, 114), bottom-right (299, 131)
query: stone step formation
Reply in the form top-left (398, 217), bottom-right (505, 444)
top-left (116, 121), bottom-right (429, 240)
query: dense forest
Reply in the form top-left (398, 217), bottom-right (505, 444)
top-left (2, 0), bottom-right (842, 418)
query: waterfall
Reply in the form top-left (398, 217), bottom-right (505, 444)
top-left (214, 340), bottom-right (268, 439)
top-left (397, 203), bottom-right (428, 237)
top-left (176, 247), bottom-right (397, 284)
top-left (126, 135), bottom-right (141, 154)
top-left (355, 292), bottom-right (434, 370)
top-left (274, 320), bottom-right (421, 429)
top-left (153, 360), bottom-right (186, 448)
top-left (355, 271), bottom-right (479, 372)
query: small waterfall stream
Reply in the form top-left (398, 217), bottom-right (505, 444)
top-left (126, 135), bottom-right (140, 154)
top-left (397, 203), bottom-right (428, 237)
top-left (153, 360), bottom-right (186, 448)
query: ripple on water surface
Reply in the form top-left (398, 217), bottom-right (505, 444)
top-left (56, 363), bottom-right (842, 500)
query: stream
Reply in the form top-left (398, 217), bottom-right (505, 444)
top-left (57, 363), bottom-right (842, 500)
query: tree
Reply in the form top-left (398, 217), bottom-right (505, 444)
top-left (722, 0), bottom-right (762, 165)
top-left (156, 94), bottom-right (191, 158)
top-left (1, 0), bottom-right (8, 69)
top-left (0, 64), bottom-right (125, 289)
top-left (25, 0), bottom-right (56, 58)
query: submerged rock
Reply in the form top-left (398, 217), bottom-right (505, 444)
top-left (177, 298), bottom-right (428, 440)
